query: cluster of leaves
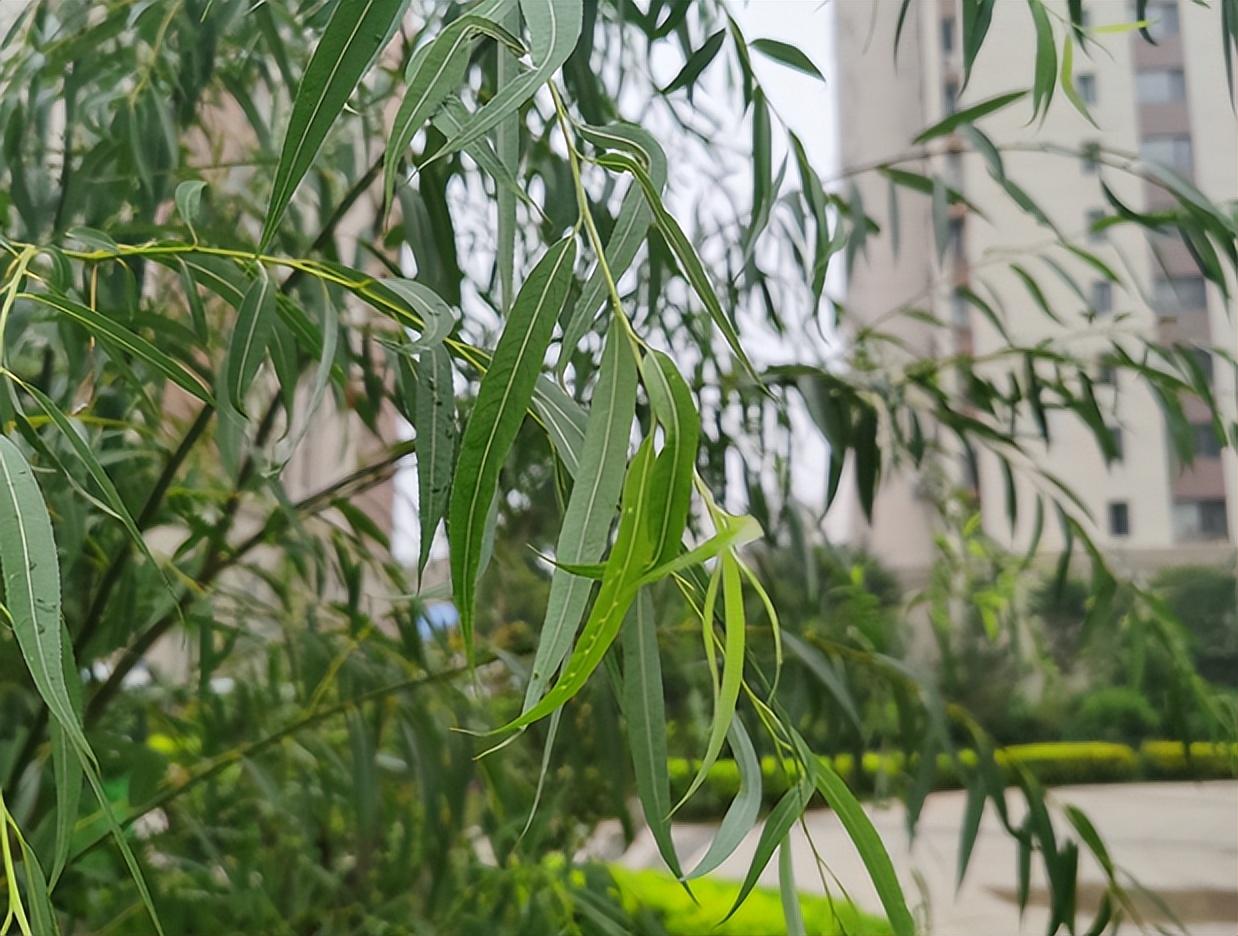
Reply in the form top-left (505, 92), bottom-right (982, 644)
top-left (0, 1), bottom-right (1233, 935)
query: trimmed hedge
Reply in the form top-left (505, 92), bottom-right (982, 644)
top-left (668, 741), bottom-right (1237, 820)
top-left (609, 866), bottom-right (891, 935)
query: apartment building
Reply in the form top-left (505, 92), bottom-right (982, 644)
top-left (834, 0), bottom-right (1237, 579)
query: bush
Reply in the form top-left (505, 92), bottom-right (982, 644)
top-left (1065, 687), bottom-right (1163, 744)
top-left (608, 866), bottom-right (891, 935)
top-left (1152, 565), bottom-right (1238, 686)
top-left (1140, 741), bottom-right (1238, 780)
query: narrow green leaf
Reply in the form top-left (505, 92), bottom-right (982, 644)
top-left (674, 552), bottom-right (745, 813)
top-left (531, 377), bottom-right (589, 475)
top-left (413, 344), bottom-right (455, 578)
top-left (1060, 36), bottom-right (1099, 127)
top-left (781, 632), bottom-right (862, 734)
top-left (957, 781), bottom-right (986, 887)
top-left (23, 291), bottom-right (212, 404)
top-left (686, 718), bottom-right (762, 879)
top-left (1028, 0), bottom-right (1057, 121)
top-left (809, 754), bottom-right (915, 936)
top-left (526, 324), bottom-right (637, 706)
top-left (496, 2), bottom-right (520, 312)
top-left (262, 0), bottom-right (410, 246)
top-left (223, 268), bottom-right (276, 417)
top-left (961, 0), bottom-right (997, 84)
top-left (622, 588), bottom-right (682, 877)
top-left (450, 236), bottom-right (577, 661)
top-left (434, 0), bottom-right (582, 160)
top-left (779, 837), bottom-right (807, 936)
top-left (596, 151), bottom-right (758, 378)
top-left (913, 90), bottom-right (1028, 144)
top-left (660, 29), bottom-right (725, 95)
top-left (496, 436), bottom-right (657, 733)
top-left (723, 779), bottom-right (813, 921)
top-left (640, 350), bottom-right (699, 564)
top-left (750, 38), bottom-right (825, 82)
top-left (560, 123), bottom-right (667, 369)
top-left (378, 278), bottom-right (455, 350)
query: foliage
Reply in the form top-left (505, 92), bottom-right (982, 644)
top-left (608, 865), bottom-right (891, 936)
top-left (0, 1), bottom-right (1233, 934)
top-left (1065, 688), bottom-right (1163, 745)
top-left (1151, 565), bottom-right (1238, 686)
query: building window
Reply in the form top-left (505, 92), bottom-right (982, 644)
top-left (1152, 274), bottom-right (1207, 312)
top-left (1140, 134), bottom-right (1193, 174)
top-left (1143, 1), bottom-right (1181, 40)
top-left (1108, 425), bottom-right (1125, 461)
top-left (1086, 208), bottom-right (1106, 242)
top-left (1189, 347), bottom-right (1215, 384)
top-left (948, 217), bottom-right (965, 259)
top-left (941, 16), bottom-right (955, 54)
top-left (950, 289), bottom-right (970, 326)
top-left (1192, 422), bottom-right (1222, 458)
top-left (1096, 357), bottom-right (1117, 385)
top-left (1081, 140), bottom-right (1100, 174)
top-left (1091, 281), bottom-right (1113, 314)
top-left (1108, 500), bottom-right (1131, 536)
top-left (943, 79), bottom-right (959, 115)
top-left (1078, 73), bottom-right (1097, 105)
top-left (1173, 498), bottom-right (1229, 541)
top-left (1136, 68), bottom-right (1186, 104)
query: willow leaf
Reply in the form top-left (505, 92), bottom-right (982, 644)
top-left (595, 151), bottom-right (757, 378)
top-left (378, 278), bottom-right (455, 350)
top-left (1060, 36), bottom-right (1099, 128)
top-left (526, 325), bottom-right (637, 706)
top-left (686, 718), bottom-right (761, 879)
top-left (531, 377), bottom-right (589, 476)
top-left (809, 753), bottom-right (915, 936)
top-left (622, 589), bottom-right (682, 877)
top-left (496, 2), bottom-right (519, 312)
top-left (640, 349), bottom-right (699, 564)
top-left (913, 90), bottom-right (1028, 144)
top-left (498, 436), bottom-right (656, 733)
top-left (559, 123), bottom-right (667, 369)
top-left (660, 28), bottom-right (725, 95)
top-left (779, 838), bottom-right (807, 936)
top-left (450, 236), bottom-right (576, 660)
top-left (262, 0), bottom-right (410, 246)
top-left (1028, 0), bottom-right (1056, 122)
top-left (750, 38), bottom-right (825, 82)
top-left (23, 291), bottom-right (211, 404)
top-left (0, 436), bottom-right (163, 933)
top-left (436, 0), bottom-right (582, 160)
top-left (674, 552), bottom-right (745, 813)
top-left (413, 344), bottom-right (456, 578)
top-left (383, 6), bottom-right (521, 211)
top-left (223, 269), bottom-right (276, 417)
top-left (723, 779), bottom-right (814, 921)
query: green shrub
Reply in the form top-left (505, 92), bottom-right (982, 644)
top-left (1140, 741), bottom-right (1238, 780)
top-left (1066, 687), bottom-right (1162, 743)
top-left (608, 866), bottom-right (892, 936)
top-left (999, 742), bottom-right (1140, 785)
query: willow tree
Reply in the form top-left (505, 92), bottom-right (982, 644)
top-left (0, 1), bottom-right (1234, 934)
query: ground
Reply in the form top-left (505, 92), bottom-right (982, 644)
top-left (616, 782), bottom-right (1238, 935)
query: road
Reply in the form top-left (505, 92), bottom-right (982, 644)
top-left (617, 781), bottom-right (1237, 935)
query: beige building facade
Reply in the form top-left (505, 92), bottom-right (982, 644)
top-left (834, 0), bottom-right (1237, 579)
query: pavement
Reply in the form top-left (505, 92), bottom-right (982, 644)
top-left (616, 781), bottom-right (1238, 935)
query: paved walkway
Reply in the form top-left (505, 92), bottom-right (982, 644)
top-left (618, 782), bottom-right (1237, 935)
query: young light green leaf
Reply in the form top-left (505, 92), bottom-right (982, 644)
top-left (913, 90), bottom-right (1028, 144)
top-left (660, 28), bottom-right (726, 95)
top-left (1060, 36), bottom-right (1099, 127)
top-left (23, 291), bottom-right (212, 404)
top-left (496, 436), bottom-right (657, 733)
top-left (262, 0), bottom-right (410, 247)
top-left (525, 324), bottom-right (637, 706)
top-left (595, 151), bottom-right (758, 379)
top-left (750, 38), bottom-right (825, 82)
top-left (223, 268), bottom-right (276, 417)
top-left (412, 344), bottom-right (455, 579)
top-left (674, 552), bottom-right (745, 813)
top-left (450, 236), bottom-right (576, 661)
top-left (622, 588), bottom-right (683, 877)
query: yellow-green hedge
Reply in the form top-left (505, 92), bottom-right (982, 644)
top-left (667, 741), bottom-right (1236, 819)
